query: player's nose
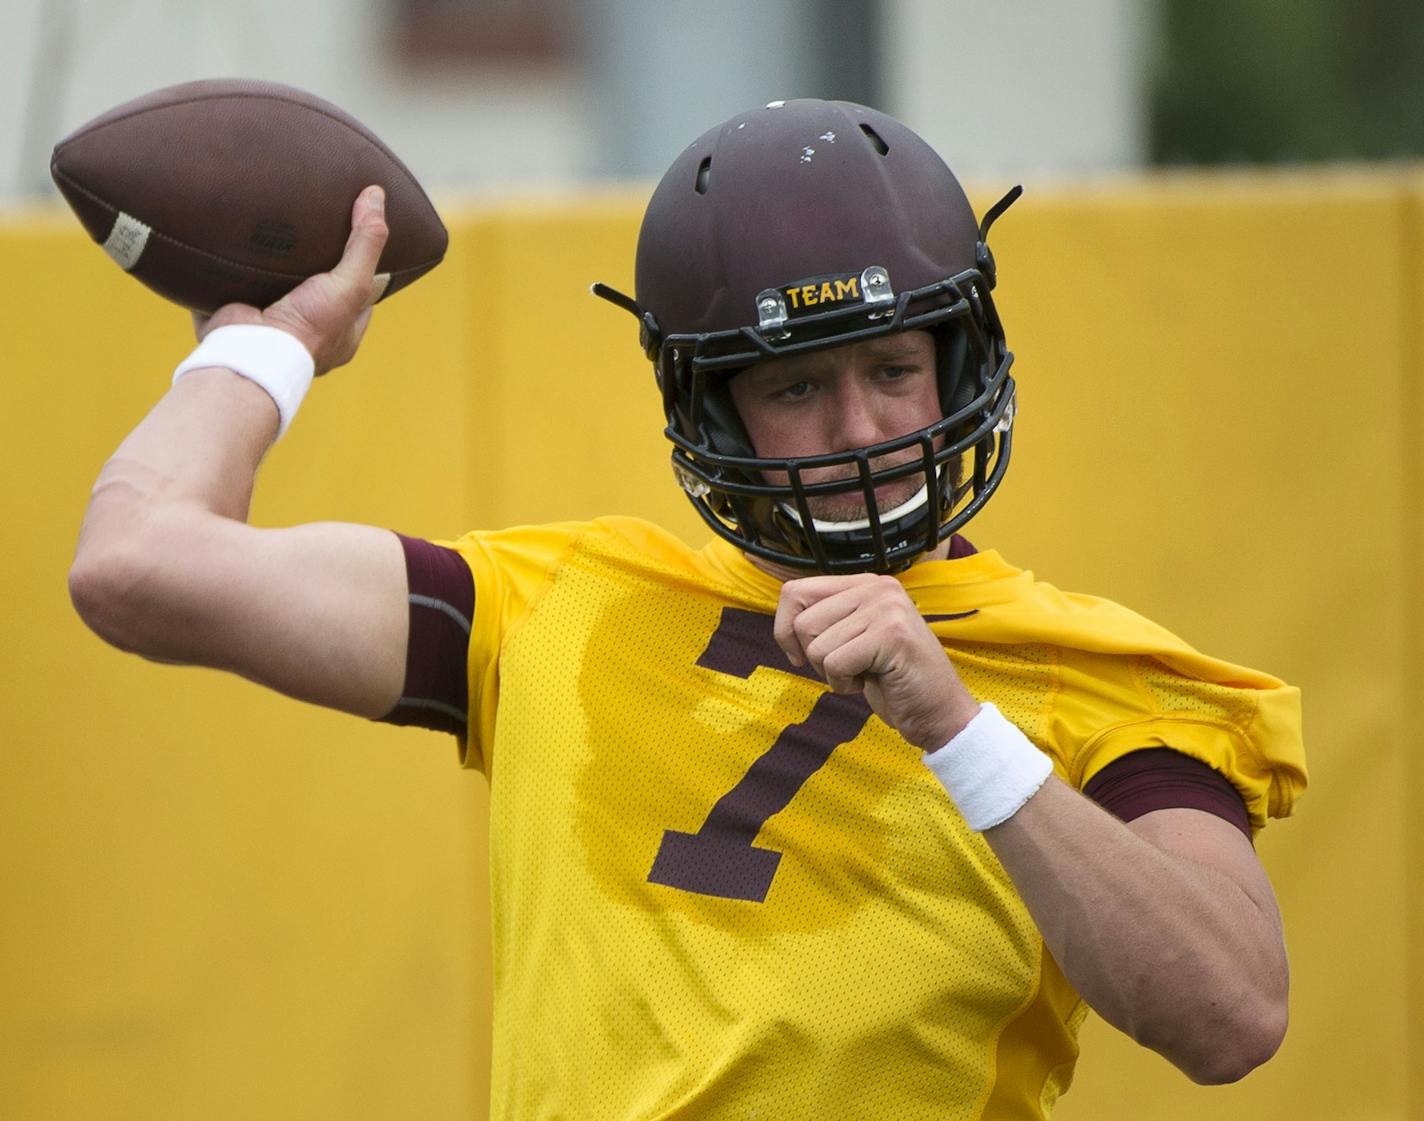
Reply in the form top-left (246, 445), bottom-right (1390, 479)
top-left (831, 377), bottom-right (889, 450)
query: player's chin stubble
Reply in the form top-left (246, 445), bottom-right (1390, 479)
top-left (803, 477), bottom-right (923, 523)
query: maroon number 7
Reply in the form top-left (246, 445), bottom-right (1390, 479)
top-left (647, 608), bottom-right (873, 903)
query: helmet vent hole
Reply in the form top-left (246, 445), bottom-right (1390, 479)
top-left (695, 156), bottom-right (712, 195)
top-left (859, 123), bottom-right (889, 156)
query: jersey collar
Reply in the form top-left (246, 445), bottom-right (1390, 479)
top-left (699, 534), bottom-right (1031, 613)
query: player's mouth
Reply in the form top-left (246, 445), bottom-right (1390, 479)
top-left (803, 463), bottom-right (925, 517)
top-left (785, 477), bottom-right (931, 529)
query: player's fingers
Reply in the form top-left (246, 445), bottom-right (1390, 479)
top-left (824, 626), bottom-right (902, 695)
top-left (802, 610), bottom-right (872, 681)
top-left (792, 583), bottom-right (870, 635)
top-left (821, 633), bottom-right (877, 695)
top-left (792, 585), bottom-right (892, 675)
top-left (772, 592), bottom-right (807, 667)
top-left (825, 670), bottom-right (866, 695)
top-left (330, 185), bottom-right (389, 291)
top-left (774, 574), bottom-right (867, 665)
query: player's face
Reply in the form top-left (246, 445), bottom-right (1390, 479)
top-left (728, 330), bottom-right (941, 522)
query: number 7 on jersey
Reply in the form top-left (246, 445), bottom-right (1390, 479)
top-left (647, 608), bottom-right (873, 903)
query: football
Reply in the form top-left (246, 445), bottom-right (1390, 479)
top-left (50, 78), bottom-right (448, 314)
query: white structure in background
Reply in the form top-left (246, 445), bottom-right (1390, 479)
top-left (596, 0), bottom-right (1156, 183)
top-left (881, 0), bottom-right (1155, 180)
top-left (0, 0), bottom-right (591, 202)
top-left (0, 0), bottom-right (1153, 203)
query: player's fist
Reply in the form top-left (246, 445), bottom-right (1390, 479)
top-left (773, 573), bottom-right (980, 750)
top-left (193, 186), bottom-right (390, 376)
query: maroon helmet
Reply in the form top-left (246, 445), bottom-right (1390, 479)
top-left (595, 99), bottom-right (1019, 573)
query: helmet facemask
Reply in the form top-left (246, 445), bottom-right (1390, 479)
top-left (658, 267), bottom-right (1015, 573)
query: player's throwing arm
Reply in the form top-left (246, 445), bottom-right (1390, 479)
top-left (69, 187), bottom-right (410, 719)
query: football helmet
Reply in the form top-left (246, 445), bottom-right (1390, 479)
top-left (595, 99), bottom-right (1019, 574)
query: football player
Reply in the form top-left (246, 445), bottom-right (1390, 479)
top-left (70, 100), bottom-right (1306, 1117)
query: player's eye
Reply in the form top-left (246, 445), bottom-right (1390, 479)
top-left (776, 380), bottom-right (816, 400)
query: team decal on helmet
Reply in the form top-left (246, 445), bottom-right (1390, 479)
top-left (755, 266), bottom-right (893, 336)
top-left (595, 98), bottom-right (1021, 574)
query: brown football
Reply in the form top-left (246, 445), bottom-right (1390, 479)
top-left (50, 78), bottom-right (448, 314)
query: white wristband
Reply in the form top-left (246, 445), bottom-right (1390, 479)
top-left (922, 702), bottom-right (1053, 831)
top-left (173, 324), bottom-right (315, 439)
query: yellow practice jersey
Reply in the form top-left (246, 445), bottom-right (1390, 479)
top-left (439, 516), bottom-right (1306, 1121)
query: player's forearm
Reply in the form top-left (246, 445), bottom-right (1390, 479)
top-left (983, 778), bottom-right (1288, 1084)
top-left (89, 367), bottom-right (279, 522)
top-left (70, 367), bottom-right (279, 648)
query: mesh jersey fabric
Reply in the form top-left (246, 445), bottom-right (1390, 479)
top-left (438, 516), bottom-right (1306, 1121)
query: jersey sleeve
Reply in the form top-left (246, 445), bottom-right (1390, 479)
top-left (1049, 646), bottom-right (1306, 831)
top-left (433, 521), bottom-right (592, 773)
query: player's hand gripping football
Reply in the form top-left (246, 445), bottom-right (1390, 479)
top-left (192, 185), bottom-right (391, 376)
top-left (774, 574), bottom-right (981, 751)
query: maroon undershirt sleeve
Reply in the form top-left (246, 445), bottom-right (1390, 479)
top-left (1083, 748), bottom-right (1253, 841)
top-left (954, 534), bottom-right (1252, 838)
top-left (377, 534), bottom-right (474, 737)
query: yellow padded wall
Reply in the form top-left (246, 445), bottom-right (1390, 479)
top-left (0, 210), bottom-right (490, 1121)
top-left (3, 168), bottom-right (1421, 1121)
top-left (458, 194), bottom-right (704, 539)
top-left (1403, 171), bottom-right (1424, 1120)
